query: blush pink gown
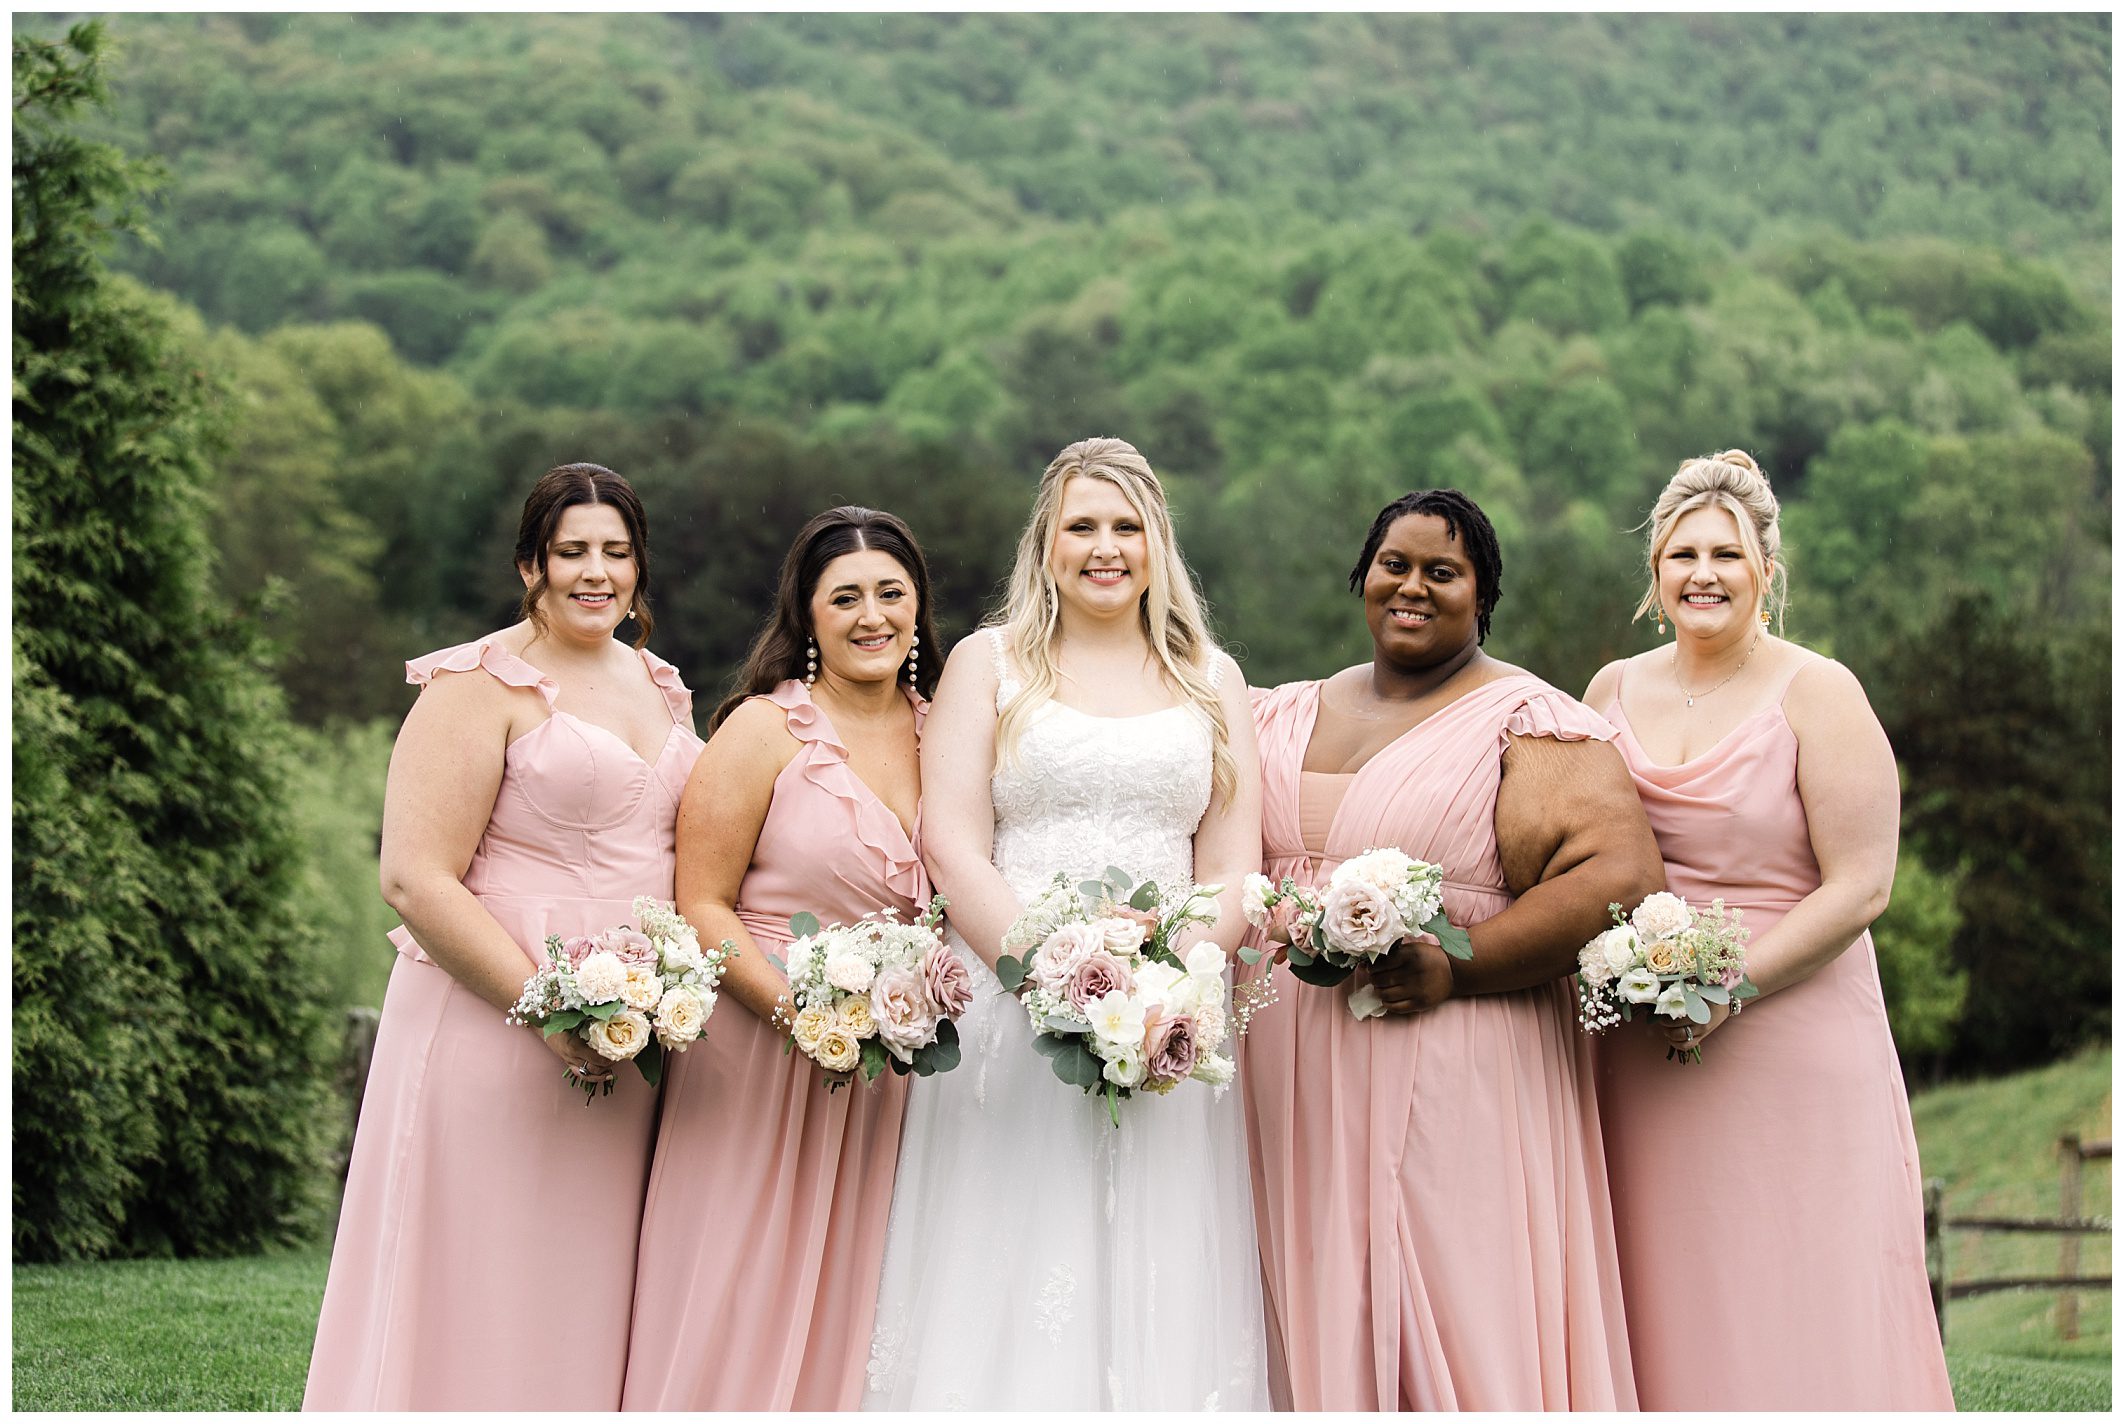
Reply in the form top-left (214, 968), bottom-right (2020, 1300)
top-left (1597, 659), bottom-right (1954, 1410)
top-left (304, 636), bottom-right (703, 1411)
top-left (622, 680), bottom-right (926, 1411)
top-left (1239, 674), bottom-right (1637, 1411)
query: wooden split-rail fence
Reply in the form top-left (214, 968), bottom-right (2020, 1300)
top-left (1924, 1134), bottom-right (2111, 1342)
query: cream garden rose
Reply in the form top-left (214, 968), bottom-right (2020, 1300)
top-left (586, 1008), bottom-right (651, 1061)
top-left (653, 986), bottom-right (707, 1047)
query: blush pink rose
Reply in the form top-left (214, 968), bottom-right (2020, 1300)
top-left (1031, 922), bottom-right (1107, 997)
top-left (1143, 1010), bottom-right (1200, 1084)
top-left (1065, 951), bottom-right (1136, 1011)
top-left (598, 927), bottom-right (658, 968)
top-left (1263, 896), bottom-right (1303, 945)
top-left (560, 935), bottom-right (599, 968)
top-left (920, 943), bottom-right (974, 1019)
top-left (870, 965), bottom-right (939, 1061)
top-left (1321, 877), bottom-right (1405, 958)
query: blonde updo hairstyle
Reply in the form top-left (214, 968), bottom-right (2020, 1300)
top-left (990, 437), bottom-right (1238, 808)
top-left (1636, 449), bottom-right (1787, 635)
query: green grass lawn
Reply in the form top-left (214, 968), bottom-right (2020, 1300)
top-left (12, 1048), bottom-right (2113, 1410)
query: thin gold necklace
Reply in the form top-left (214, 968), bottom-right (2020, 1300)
top-left (1672, 632), bottom-right (1762, 709)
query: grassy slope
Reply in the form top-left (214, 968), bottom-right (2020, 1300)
top-left (10, 1049), bottom-right (2114, 1410)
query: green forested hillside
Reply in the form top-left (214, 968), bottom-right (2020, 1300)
top-left (17, 13), bottom-right (2111, 1081)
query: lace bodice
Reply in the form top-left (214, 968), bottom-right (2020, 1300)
top-left (986, 630), bottom-right (1213, 902)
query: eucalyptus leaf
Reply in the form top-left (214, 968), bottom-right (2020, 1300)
top-left (1103, 866), bottom-right (1132, 890)
top-left (860, 1038), bottom-right (888, 1080)
top-left (1237, 944), bottom-right (1264, 966)
top-left (787, 911), bottom-right (820, 940)
top-left (995, 955), bottom-right (1026, 991)
top-left (636, 1042), bottom-right (664, 1087)
top-left (1078, 880), bottom-right (1107, 900)
top-left (1699, 983), bottom-right (1731, 1004)
top-left (1128, 881), bottom-right (1160, 912)
top-left (541, 1010), bottom-right (585, 1034)
top-left (1042, 1014), bottom-right (1089, 1035)
top-left (585, 999), bottom-right (622, 1020)
top-left (1685, 991), bottom-right (1712, 1024)
top-left (765, 952), bottom-right (785, 973)
top-left (928, 1022), bottom-right (962, 1072)
top-left (1425, 916), bottom-right (1474, 962)
top-left (1031, 1032), bottom-right (1071, 1058)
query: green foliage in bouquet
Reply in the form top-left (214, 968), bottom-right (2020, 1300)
top-left (13, 23), bottom-right (335, 1262)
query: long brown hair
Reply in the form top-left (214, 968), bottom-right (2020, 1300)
top-left (713, 505), bottom-right (941, 729)
top-left (514, 462), bottom-right (653, 649)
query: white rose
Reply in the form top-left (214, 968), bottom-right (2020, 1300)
top-left (1132, 962), bottom-right (1186, 1010)
top-left (1630, 892), bottom-right (1692, 943)
top-left (1097, 916), bottom-right (1148, 954)
top-left (1241, 874), bottom-right (1276, 927)
top-left (1101, 1045), bottom-right (1145, 1088)
top-left (659, 937), bottom-right (705, 975)
top-left (586, 1009), bottom-right (650, 1061)
top-left (1616, 968), bottom-right (1661, 1004)
top-left (620, 964), bottom-right (663, 1012)
top-left (654, 987), bottom-right (706, 1047)
top-left (573, 950), bottom-right (628, 1005)
top-left (1346, 983), bottom-right (1387, 1020)
top-left (824, 950), bottom-right (876, 995)
top-left (1654, 982), bottom-right (1690, 1020)
top-left (1598, 925), bottom-right (1642, 976)
top-left (790, 1003), bottom-right (833, 1053)
top-left (1184, 942), bottom-right (1228, 981)
top-left (1191, 1051), bottom-right (1235, 1087)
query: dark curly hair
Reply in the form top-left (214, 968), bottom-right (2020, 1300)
top-left (1346, 488), bottom-right (1503, 644)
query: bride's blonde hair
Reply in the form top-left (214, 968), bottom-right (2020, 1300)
top-left (990, 437), bottom-right (1237, 808)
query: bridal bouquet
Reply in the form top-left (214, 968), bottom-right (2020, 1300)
top-left (508, 897), bottom-right (735, 1101)
top-left (995, 866), bottom-right (1238, 1126)
top-left (1238, 847), bottom-right (1471, 1020)
top-left (1574, 891), bottom-right (1759, 1062)
top-left (776, 895), bottom-right (965, 1088)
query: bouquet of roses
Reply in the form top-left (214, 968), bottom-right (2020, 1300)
top-left (994, 866), bottom-right (1238, 1127)
top-left (1574, 891), bottom-right (1759, 1062)
top-left (508, 896), bottom-right (735, 1101)
top-left (1238, 847), bottom-right (1472, 1019)
top-left (776, 895), bottom-right (965, 1088)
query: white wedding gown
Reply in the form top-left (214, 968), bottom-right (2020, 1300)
top-left (863, 632), bottom-right (1270, 1411)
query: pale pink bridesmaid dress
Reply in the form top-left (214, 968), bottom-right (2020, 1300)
top-left (1239, 674), bottom-right (1637, 1411)
top-left (622, 680), bottom-right (925, 1411)
top-left (1598, 658), bottom-right (1954, 1409)
top-left (304, 636), bottom-right (703, 1411)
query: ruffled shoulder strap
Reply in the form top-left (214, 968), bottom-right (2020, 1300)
top-left (1499, 677), bottom-right (1617, 744)
top-left (636, 647), bottom-right (694, 725)
top-left (405, 637), bottom-right (558, 710)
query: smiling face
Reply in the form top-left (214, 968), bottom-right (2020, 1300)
top-left (1047, 475), bottom-right (1152, 623)
top-left (808, 547), bottom-right (918, 687)
top-left (522, 501), bottom-right (637, 644)
top-left (1657, 505), bottom-right (1763, 639)
top-left (1361, 512), bottom-right (1481, 668)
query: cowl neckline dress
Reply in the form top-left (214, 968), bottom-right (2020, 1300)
top-left (1597, 658), bottom-right (1953, 1410)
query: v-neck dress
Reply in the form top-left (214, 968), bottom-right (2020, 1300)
top-left (1596, 660), bottom-right (1953, 1409)
top-left (623, 679), bottom-right (929, 1411)
top-left (1238, 674), bottom-right (1637, 1411)
top-left (305, 635), bottom-right (703, 1411)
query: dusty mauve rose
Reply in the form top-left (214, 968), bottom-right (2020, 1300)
top-left (1264, 896), bottom-right (1303, 946)
top-left (1031, 922), bottom-right (1106, 997)
top-left (1065, 951), bottom-right (1136, 1011)
top-left (871, 965), bottom-right (939, 1061)
top-left (1321, 878), bottom-right (1405, 957)
top-left (1143, 1010), bottom-right (1200, 1084)
top-left (599, 928), bottom-right (658, 968)
top-left (920, 943), bottom-right (974, 1019)
top-left (560, 935), bottom-right (599, 969)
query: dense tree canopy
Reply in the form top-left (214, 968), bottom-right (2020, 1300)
top-left (14, 14), bottom-right (2110, 1116)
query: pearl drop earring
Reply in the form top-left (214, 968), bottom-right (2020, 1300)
top-left (805, 639), bottom-right (818, 688)
top-left (905, 632), bottom-right (920, 685)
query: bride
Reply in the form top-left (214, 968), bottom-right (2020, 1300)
top-left (863, 438), bottom-right (1269, 1410)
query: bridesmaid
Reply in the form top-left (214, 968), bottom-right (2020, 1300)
top-left (1240, 488), bottom-right (1663, 1411)
top-left (1584, 450), bottom-right (1953, 1409)
top-left (306, 464), bottom-right (700, 1410)
top-left (622, 506), bottom-right (939, 1411)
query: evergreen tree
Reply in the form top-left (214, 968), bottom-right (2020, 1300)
top-left (13, 22), bottom-right (333, 1261)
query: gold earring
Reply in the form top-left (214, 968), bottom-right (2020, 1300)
top-left (1656, 611), bottom-right (1667, 636)
top-left (1759, 608), bottom-right (1771, 627)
